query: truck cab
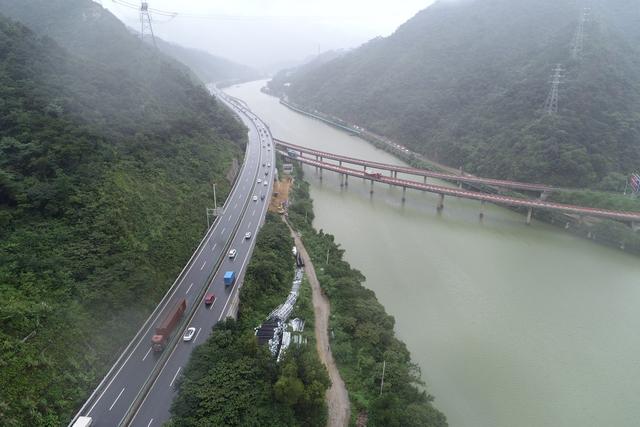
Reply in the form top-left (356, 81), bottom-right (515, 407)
top-left (224, 271), bottom-right (236, 287)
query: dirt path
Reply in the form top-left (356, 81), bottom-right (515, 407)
top-left (286, 222), bottom-right (351, 427)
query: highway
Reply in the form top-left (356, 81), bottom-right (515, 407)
top-left (72, 89), bottom-right (275, 426)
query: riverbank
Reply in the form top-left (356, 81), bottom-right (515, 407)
top-left (285, 164), bottom-right (448, 426)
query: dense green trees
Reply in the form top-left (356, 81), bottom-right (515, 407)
top-left (286, 168), bottom-right (447, 426)
top-left (270, 0), bottom-right (640, 188)
top-left (0, 4), bottom-right (246, 424)
top-left (170, 215), bottom-right (329, 426)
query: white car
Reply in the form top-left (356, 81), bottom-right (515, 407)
top-left (245, 232), bottom-right (252, 239)
top-left (257, 179), bottom-right (262, 183)
top-left (263, 181), bottom-right (268, 186)
top-left (252, 195), bottom-right (258, 201)
top-left (228, 249), bottom-right (237, 259)
top-left (183, 327), bottom-right (196, 342)
top-left (267, 163), bottom-right (271, 167)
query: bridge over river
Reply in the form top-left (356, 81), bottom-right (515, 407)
top-left (276, 140), bottom-right (640, 227)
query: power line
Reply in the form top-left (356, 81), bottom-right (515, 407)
top-left (110, 0), bottom-right (352, 22)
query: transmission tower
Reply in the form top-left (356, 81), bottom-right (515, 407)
top-left (140, 2), bottom-right (157, 48)
top-left (543, 64), bottom-right (564, 115)
top-left (571, 8), bottom-right (590, 60)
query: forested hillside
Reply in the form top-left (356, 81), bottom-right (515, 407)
top-left (270, 0), bottom-right (640, 188)
top-left (156, 38), bottom-right (260, 86)
top-left (0, 1), bottom-right (245, 424)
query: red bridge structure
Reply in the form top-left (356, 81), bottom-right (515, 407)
top-left (275, 140), bottom-right (640, 228)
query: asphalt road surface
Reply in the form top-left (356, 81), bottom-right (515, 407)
top-left (74, 89), bottom-right (275, 427)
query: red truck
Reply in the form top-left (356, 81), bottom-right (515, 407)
top-left (364, 169), bottom-right (383, 179)
top-left (152, 299), bottom-right (187, 352)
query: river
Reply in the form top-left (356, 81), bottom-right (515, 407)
top-left (226, 80), bottom-right (640, 427)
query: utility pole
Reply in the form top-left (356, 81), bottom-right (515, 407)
top-left (379, 360), bottom-right (386, 396)
top-left (140, 2), bottom-right (157, 48)
top-left (206, 182), bottom-right (221, 228)
top-left (543, 64), bottom-right (564, 115)
top-left (213, 183), bottom-right (218, 214)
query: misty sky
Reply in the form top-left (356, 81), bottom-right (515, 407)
top-left (98, 0), bottom-right (435, 71)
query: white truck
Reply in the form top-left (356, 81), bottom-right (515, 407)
top-left (72, 416), bottom-right (93, 427)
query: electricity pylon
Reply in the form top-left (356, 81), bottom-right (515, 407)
top-left (543, 64), bottom-right (564, 115)
top-left (140, 2), bottom-right (156, 48)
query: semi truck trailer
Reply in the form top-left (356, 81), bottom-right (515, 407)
top-left (152, 299), bottom-right (187, 352)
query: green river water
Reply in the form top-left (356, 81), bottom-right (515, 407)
top-left (226, 81), bottom-right (640, 427)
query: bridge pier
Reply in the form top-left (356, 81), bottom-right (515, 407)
top-left (479, 201), bottom-right (485, 220)
top-left (370, 180), bottom-right (374, 195)
top-left (437, 194), bottom-right (445, 211)
top-left (424, 176), bottom-right (427, 184)
top-left (344, 174), bottom-right (348, 187)
top-left (633, 222), bottom-right (640, 232)
top-left (402, 187), bottom-right (407, 203)
top-left (526, 207), bottom-right (533, 225)
top-left (319, 167), bottom-right (323, 181)
top-left (339, 174), bottom-right (344, 187)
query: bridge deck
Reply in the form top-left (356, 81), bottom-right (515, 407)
top-left (285, 153), bottom-right (640, 223)
top-left (275, 139), bottom-right (554, 193)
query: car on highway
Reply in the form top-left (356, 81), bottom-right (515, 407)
top-left (204, 293), bottom-right (215, 305)
top-left (252, 195), bottom-right (258, 201)
top-left (267, 163), bottom-right (271, 167)
top-left (262, 162), bottom-right (266, 167)
top-left (257, 178), bottom-right (262, 183)
top-left (265, 171), bottom-right (268, 176)
top-left (183, 327), bottom-right (196, 342)
top-left (260, 194), bottom-right (265, 201)
top-left (228, 249), bottom-right (237, 259)
top-left (244, 232), bottom-right (252, 239)
top-left (263, 181), bottom-right (268, 186)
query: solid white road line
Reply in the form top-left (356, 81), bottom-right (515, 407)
top-left (185, 283), bottom-right (194, 294)
top-left (200, 261), bottom-right (206, 271)
top-left (221, 227), bottom-right (226, 234)
top-left (142, 347), bottom-right (152, 362)
top-left (169, 367), bottom-right (182, 388)
top-left (109, 388), bottom-right (125, 411)
top-left (227, 216), bottom-right (232, 223)
top-left (194, 327), bottom-right (202, 343)
top-left (147, 419), bottom-right (154, 427)
top-left (211, 243), bottom-right (217, 252)
top-left (252, 209), bottom-right (256, 217)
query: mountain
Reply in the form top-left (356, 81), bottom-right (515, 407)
top-left (0, 1), bottom-right (246, 425)
top-left (269, 0), bottom-right (640, 188)
top-left (155, 38), bottom-right (261, 85)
